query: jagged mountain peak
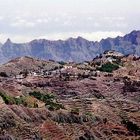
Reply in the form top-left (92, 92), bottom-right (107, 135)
top-left (125, 30), bottom-right (140, 38)
top-left (123, 30), bottom-right (140, 45)
top-left (66, 36), bottom-right (88, 41)
top-left (5, 38), bottom-right (12, 44)
top-left (129, 30), bottom-right (140, 35)
top-left (0, 30), bottom-right (140, 64)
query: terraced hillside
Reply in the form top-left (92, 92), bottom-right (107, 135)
top-left (0, 51), bottom-right (140, 140)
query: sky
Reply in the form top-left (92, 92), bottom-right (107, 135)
top-left (0, 0), bottom-right (140, 43)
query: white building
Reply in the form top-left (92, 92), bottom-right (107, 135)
top-left (15, 74), bottom-right (24, 79)
top-left (64, 65), bottom-right (73, 69)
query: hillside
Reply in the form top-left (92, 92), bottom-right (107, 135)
top-left (0, 52), bottom-right (140, 139)
top-left (0, 56), bottom-right (61, 76)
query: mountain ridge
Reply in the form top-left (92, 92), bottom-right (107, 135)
top-left (0, 30), bottom-right (140, 64)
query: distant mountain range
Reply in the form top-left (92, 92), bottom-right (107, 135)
top-left (0, 30), bottom-right (140, 64)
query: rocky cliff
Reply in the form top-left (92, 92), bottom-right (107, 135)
top-left (0, 30), bottom-right (140, 64)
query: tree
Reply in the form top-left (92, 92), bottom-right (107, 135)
top-left (0, 72), bottom-right (8, 77)
top-left (98, 62), bottom-right (119, 73)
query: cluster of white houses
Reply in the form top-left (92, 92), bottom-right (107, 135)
top-left (15, 64), bottom-right (75, 80)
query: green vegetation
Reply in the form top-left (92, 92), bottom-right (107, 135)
top-left (0, 92), bottom-right (27, 106)
top-left (0, 92), bottom-right (15, 104)
top-left (0, 92), bottom-right (40, 108)
top-left (0, 72), bottom-right (8, 77)
top-left (71, 108), bottom-right (80, 115)
top-left (85, 112), bottom-right (93, 117)
top-left (47, 102), bottom-right (64, 111)
top-left (98, 62), bottom-right (119, 73)
top-left (14, 96), bottom-right (27, 106)
top-left (29, 91), bottom-right (55, 102)
top-left (58, 61), bottom-right (66, 65)
top-left (121, 119), bottom-right (140, 135)
top-left (120, 111), bottom-right (140, 135)
top-left (0, 91), bottom-right (64, 110)
top-left (29, 91), bottom-right (64, 111)
top-left (95, 61), bottom-right (101, 66)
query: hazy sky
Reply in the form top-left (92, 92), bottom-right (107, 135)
top-left (0, 0), bottom-right (140, 43)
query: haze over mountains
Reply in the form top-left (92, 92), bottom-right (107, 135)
top-left (0, 30), bottom-right (140, 64)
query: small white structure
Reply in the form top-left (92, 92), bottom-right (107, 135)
top-left (106, 57), bottom-right (116, 63)
top-left (104, 50), bottom-right (123, 57)
top-left (15, 96), bottom-right (20, 99)
top-left (32, 72), bottom-right (38, 76)
top-left (15, 74), bottom-right (24, 79)
top-left (64, 65), bottom-right (73, 69)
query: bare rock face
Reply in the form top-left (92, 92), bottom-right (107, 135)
top-left (0, 30), bottom-right (140, 64)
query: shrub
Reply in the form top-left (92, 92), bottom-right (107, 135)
top-left (0, 92), bottom-right (15, 104)
top-left (121, 119), bottom-right (140, 135)
top-left (85, 112), bottom-right (93, 117)
top-left (29, 91), bottom-right (55, 103)
top-left (29, 91), bottom-right (64, 111)
top-left (14, 97), bottom-right (23, 105)
top-left (71, 108), bottom-right (80, 115)
top-left (47, 102), bottom-right (64, 111)
top-left (98, 62), bottom-right (119, 73)
top-left (0, 72), bottom-right (8, 77)
top-left (0, 92), bottom-right (29, 106)
top-left (58, 61), bottom-right (66, 65)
